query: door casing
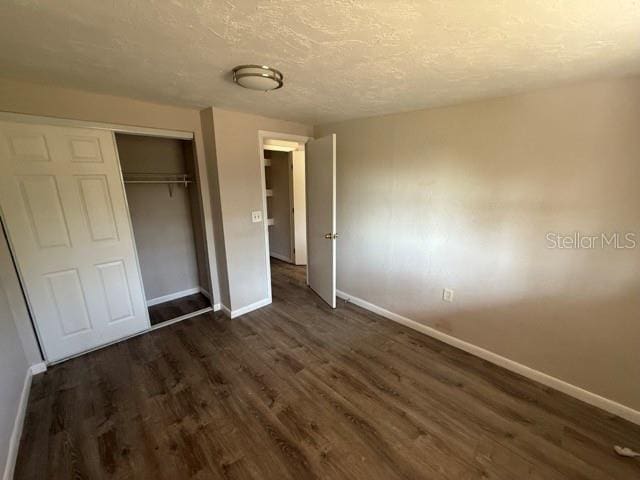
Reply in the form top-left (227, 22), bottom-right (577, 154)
top-left (258, 131), bottom-right (312, 303)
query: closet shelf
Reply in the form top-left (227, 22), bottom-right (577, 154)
top-left (123, 173), bottom-right (193, 185)
top-left (123, 173), bottom-right (193, 197)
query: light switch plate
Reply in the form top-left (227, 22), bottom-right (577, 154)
top-left (442, 288), bottom-right (454, 303)
top-left (251, 210), bottom-right (263, 223)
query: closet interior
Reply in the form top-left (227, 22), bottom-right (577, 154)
top-left (115, 133), bottom-right (212, 326)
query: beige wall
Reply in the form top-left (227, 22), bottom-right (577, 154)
top-left (0, 78), bottom-right (221, 305)
top-left (212, 109), bottom-right (312, 310)
top-left (199, 108), bottom-right (230, 307)
top-left (183, 140), bottom-right (212, 296)
top-left (117, 134), bottom-right (202, 301)
top-left (268, 151), bottom-right (292, 260)
top-left (316, 76), bottom-right (640, 411)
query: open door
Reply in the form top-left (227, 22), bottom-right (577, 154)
top-left (306, 134), bottom-right (336, 308)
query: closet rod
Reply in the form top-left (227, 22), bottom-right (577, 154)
top-left (123, 180), bottom-right (193, 184)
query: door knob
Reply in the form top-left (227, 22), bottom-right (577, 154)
top-left (324, 233), bottom-right (339, 239)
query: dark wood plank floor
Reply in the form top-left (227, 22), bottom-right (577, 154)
top-left (148, 292), bottom-right (211, 326)
top-left (15, 259), bottom-right (640, 479)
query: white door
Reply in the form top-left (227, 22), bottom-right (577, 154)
top-left (306, 134), bottom-right (336, 308)
top-left (0, 120), bottom-right (149, 362)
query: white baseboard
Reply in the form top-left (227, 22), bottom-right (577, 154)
top-left (220, 304), bottom-right (232, 317)
top-left (146, 287), bottom-right (201, 306)
top-left (270, 252), bottom-right (292, 263)
top-left (2, 362), bottom-right (41, 480)
top-left (198, 289), bottom-right (221, 313)
top-left (228, 298), bottom-right (271, 319)
top-left (29, 362), bottom-right (47, 375)
top-left (336, 289), bottom-right (640, 426)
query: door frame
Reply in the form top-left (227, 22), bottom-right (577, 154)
top-left (287, 152), bottom-right (295, 263)
top-left (258, 131), bottom-right (311, 302)
top-left (0, 111), bottom-right (218, 364)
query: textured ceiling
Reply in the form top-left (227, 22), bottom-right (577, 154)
top-left (2, 1), bottom-right (640, 124)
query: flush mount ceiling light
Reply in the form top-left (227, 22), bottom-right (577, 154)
top-left (232, 64), bottom-right (284, 91)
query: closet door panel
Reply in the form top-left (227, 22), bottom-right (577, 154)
top-left (96, 260), bottom-right (135, 324)
top-left (44, 268), bottom-right (93, 336)
top-left (77, 175), bottom-right (119, 242)
top-left (0, 120), bottom-right (149, 362)
top-left (67, 135), bottom-right (104, 163)
top-left (18, 174), bottom-right (72, 249)
top-left (7, 131), bottom-right (51, 162)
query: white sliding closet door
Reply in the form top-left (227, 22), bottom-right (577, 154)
top-left (0, 120), bottom-right (149, 362)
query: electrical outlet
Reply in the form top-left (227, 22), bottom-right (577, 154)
top-left (251, 210), bottom-right (263, 223)
top-left (442, 288), bottom-right (454, 303)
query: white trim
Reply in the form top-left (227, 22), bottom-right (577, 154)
top-left (229, 297), bottom-right (271, 319)
top-left (270, 252), bottom-right (293, 263)
top-left (259, 131), bottom-right (312, 145)
top-left (213, 303), bottom-right (221, 312)
top-left (29, 362), bottom-right (47, 375)
top-left (148, 306), bottom-right (213, 331)
top-left (287, 152), bottom-right (295, 264)
top-left (258, 134), bottom-right (273, 304)
top-left (0, 111), bottom-right (193, 139)
top-left (146, 287), bottom-right (201, 307)
top-left (199, 287), bottom-right (211, 300)
top-left (2, 365), bottom-right (34, 480)
top-left (263, 138), bottom-right (300, 152)
top-left (220, 304), bottom-right (232, 317)
top-left (258, 131), bottom-right (312, 310)
top-left (330, 135), bottom-right (337, 308)
top-left (336, 289), bottom-right (640, 426)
